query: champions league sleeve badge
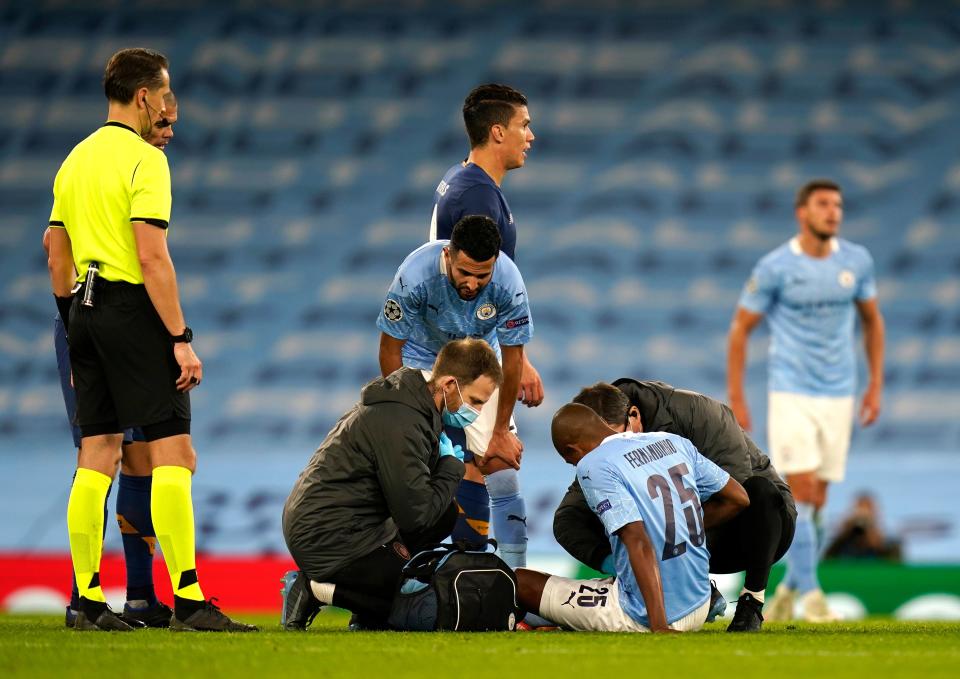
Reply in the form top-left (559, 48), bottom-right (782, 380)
top-left (384, 299), bottom-right (403, 321)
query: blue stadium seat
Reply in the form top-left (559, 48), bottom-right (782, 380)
top-left (0, 1), bottom-right (957, 456)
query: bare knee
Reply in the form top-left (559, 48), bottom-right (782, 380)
top-left (120, 441), bottom-right (152, 476)
top-left (814, 480), bottom-right (829, 510)
top-left (149, 434), bottom-right (197, 473)
top-left (463, 460), bottom-right (484, 483)
top-left (787, 472), bottom-right (823, 508)
top-left (78, 434), bottom-right (124, 477)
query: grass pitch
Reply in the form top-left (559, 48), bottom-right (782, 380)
top-left (1, 610), bottom-right (958, 679)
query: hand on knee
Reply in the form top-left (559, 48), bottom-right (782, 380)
top-left (479, 455), bottom-right (513, 476)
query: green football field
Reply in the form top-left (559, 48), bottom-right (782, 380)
top-left (1, 611), bottom-right (958, 679)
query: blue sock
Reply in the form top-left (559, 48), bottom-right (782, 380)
top-left (785, 502), bottom-right (819, 594)
top-left (452, 479), bottom-right (490, 545)
top-left (69, 478), bottom-right (112, 611)
top-left (522, 612), bottom-right (555, 627)
top-left (486, 469), bottom-right (527, 569)
top-left (116, 474), bottom-right (157, 605)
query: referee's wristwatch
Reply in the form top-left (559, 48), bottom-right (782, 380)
top-left (171, 326), bottom-right (193, 344)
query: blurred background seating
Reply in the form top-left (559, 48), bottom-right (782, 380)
top-left (1, 0), bottom-right (958, 560)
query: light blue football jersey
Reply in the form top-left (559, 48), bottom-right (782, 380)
top-left (577, 431), bottom-right (729, 628)
top-left (738, 237), bottom-right (877, 397)
top-left (376, 240), bottom-right (533, 369)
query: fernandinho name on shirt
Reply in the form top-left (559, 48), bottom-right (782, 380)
top-left (623, 438), bottom-right (678, 469)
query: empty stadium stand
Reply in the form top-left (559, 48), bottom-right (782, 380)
top-left (1, 0), bottom-right (958, 556)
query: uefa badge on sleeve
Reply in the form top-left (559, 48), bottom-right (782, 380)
top-left (384, 299), bottom-right (403, 322)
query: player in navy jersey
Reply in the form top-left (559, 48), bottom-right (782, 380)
top-left (727, 179), bottom-right (885, 622)
top-left (428, 84), bottom-right (543, 556)
top-left (378, 216), bottom-right (533, 568)
top-left (429, 83), bottom-right (532, 261)
top-left (515, 404), bottom-right (748, 633)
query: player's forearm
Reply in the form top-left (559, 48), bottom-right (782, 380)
top-left (378, 334), bottom-right (404, 377)
top-left (702, 495), bottom-right (746, 529)
top-left (48, 255), bottom-right (75, 298)
top-left (702, 478), bottom-right (749, 529)
top-left (624, 535), bottom-right (670, 631)
top-left (496, 345), bottom-right (523, 430)
top-left (726, 325), bottom-right (749, 402)
top-left (387, 457), bottom-right (463, 534)
top-left (862, 313), bottom-right (885, 387)
top-left (140, 254), bottom-right (187, 335)
top-left (46, 230), bottom-right (76, 297)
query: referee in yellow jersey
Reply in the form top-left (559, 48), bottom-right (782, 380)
top-left (46, 48), bottom-right (256, 632)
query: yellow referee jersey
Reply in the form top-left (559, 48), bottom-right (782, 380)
top-left (48, 121), bottom-right (171, 284)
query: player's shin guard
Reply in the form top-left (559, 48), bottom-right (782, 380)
top-left (117, 474), bottom-right (157, 605)
top-left (452, 479), bottom-right (490, 544)
top-left (785, 502), bottom-right (818, 594)
top-left (67, 468), bottom-right (112, 604)
top-left (486, 468), bottom-right (527, 568)
top-left (151, 466), bottom-right (204, 602)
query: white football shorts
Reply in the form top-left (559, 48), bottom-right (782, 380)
top-left (767, 391), bottom-right (855, 482)
top-left (539, 575), bottom-right (709, 633)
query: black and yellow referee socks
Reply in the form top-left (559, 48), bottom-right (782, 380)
top-left (151, 466), bottom-right (205, 611)
top-left (67, 468), bottom-right (112, 607)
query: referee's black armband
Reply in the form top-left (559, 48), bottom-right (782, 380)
top-left (54, 295), bottom-right (73, 331)
top-left (131, 217), bottom-right (169, 229)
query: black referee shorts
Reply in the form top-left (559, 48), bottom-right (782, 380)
top-left (67, 281), bottom-right (190, 437)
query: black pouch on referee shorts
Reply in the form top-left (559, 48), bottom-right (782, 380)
top-left (387, 539), bottom-right (520, 632)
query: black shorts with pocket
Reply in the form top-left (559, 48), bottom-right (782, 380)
top-left (67, 280), bottom-right (190, 434)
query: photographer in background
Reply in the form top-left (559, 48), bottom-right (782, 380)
top-left (825, 493), bottom-right (902, 562)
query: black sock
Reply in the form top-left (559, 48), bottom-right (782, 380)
top-left (79, 597), bottom-right (108, 620)
top-left (174, 595), bottom-right (206, 618)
